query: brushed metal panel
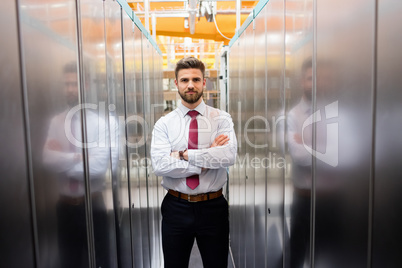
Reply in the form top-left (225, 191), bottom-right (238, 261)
top-left (253, 8), bottom-right (268, 268)
top-left (228, 40), bottom-right (241, 267)
top-left (0, 1), bottom-right (35, 267)
top-left (18, 0), bottom-right (90, 267)
top-left (147, 46), bottom-right (161, 268)
top-left (124, 16), bottom-right (144, 268)
top-left (155, 50), bottom-right (164, 267)
top-left (237, 33), bottom-right (247, 268)
top-left (373, 0), bottom-right (402, 266)
top-left (140, 36), bottom-right (151, 268)
top-left (78, 0), bottom-right (118, 266)
top-left (264, 1), bottom-right (286, 267)
top-left (105, 1), bottom-right (133, 267)
top-left (315, 0), bottom-right (374, 266)
top-left (284, 0), bottom-right (313, 267)
top-left (155, 53), bottom-right (165, 264)
top-left (151, 51), bottom-right (164, 267)
top-left (244, 25), bottom-right (256, 268)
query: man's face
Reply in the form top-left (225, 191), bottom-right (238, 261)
top-left (64, 72), bottom-right (79, 107)
top-left (175, 68), bottom-right (205, 105)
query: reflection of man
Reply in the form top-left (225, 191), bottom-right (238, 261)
top-left (151, 57), bottom-right (237, 268)
top-left (42, 62), bottom-right (109, 268)
top-left (287, 59), bottom-right (313, 268)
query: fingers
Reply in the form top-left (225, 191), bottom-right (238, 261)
top-left (211, 134), bottom-right (230, 147)
top-left (294, 133), bottom-right (302, 144)
top-left (216, 134), bottom-right (229, 145)
top-left (47, 139), bottom-right (62, 151)
top-left (170, 151), bottom-right (180, 159)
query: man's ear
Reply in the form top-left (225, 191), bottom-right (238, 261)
top-left (174, 79), bottom-right (178, 88)
top-left (203, 78), bottom-right (206, 87)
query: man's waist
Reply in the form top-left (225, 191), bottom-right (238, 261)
top-left (59, 192), bottom-right (102, 205)
top-left (168, 188), bottom-right (223, 202)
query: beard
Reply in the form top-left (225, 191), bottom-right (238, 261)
top-left (66, 92), bottom-right (79, 107)
top-left (304, 89), bottom-right (312, 101)
top-left (178, 89), bottom-right (203, 104)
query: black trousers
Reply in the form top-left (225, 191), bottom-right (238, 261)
top-left (290, 192), bottom-right (311, 268)
top-left (56, 194), bottom-right (109, 268)
top-left (161, 193), bottom-right (229, 268)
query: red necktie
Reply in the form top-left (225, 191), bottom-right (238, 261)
top-left (70, 113), bottom-right (79, 192)
top-left (187, 110), bottom-right (199, 189)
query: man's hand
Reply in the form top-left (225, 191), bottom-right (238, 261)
top-left (201, 134), bottom-right (230, 172)
top-left (211, 134), bottom-right (229, 148)
top-left (170, 134), bottom-right (230, 165)
top-left (170, 151), bottom-right (180, 159)
top-left (46, 139), bottom-right (62, 151)
top-left (294, 133), bottom-right (302, 144)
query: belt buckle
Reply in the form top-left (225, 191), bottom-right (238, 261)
top-left (187, 194), bottom-right (197, 202)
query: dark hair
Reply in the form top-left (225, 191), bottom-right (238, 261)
top-left (175, 57), bottom-right (205, 80)
top-left (63, 62), bottom-right (78, 74)
top-left (301, 57), bottom-right (313, 74)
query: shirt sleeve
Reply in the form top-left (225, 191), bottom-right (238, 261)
top-left (187, 113), bottom-right (237, 169)
top-left (151, 119), bottom-right (202, 178)
top-left (67, 115), bottom-right (110, 179)
top-left (287, 112), bottom-right (312, 167)
top-left (42, 116), bottom-right (81, 173)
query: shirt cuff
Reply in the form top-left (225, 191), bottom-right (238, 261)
top-left (187, 149), bottom-right (197, 165)
top-left (187, 149), bottom-right (208, 169)
top-left (186, 160), bottom-right (202, 175)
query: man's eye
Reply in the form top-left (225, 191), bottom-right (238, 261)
top-left (193, 79), bottom-right (200, 82)
top-left (181, 79), bottom-right (188, 82)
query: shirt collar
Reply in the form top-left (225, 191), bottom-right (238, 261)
top-left (178, 100), bottom-right (206, 117)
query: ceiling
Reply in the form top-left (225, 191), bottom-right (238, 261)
top-left (128, 1), bottom-right (259, 69)
top-left (129, 1), bottom-right (258, 43)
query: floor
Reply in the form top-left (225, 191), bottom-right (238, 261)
top-left (189, 241), bottom-right (235, 268)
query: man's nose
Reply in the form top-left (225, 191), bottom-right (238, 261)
top-left (66, 84), bottom-right (78, 94)
top-left (188, 81), bottom-right (194, 89)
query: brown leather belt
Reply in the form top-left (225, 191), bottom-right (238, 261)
top-left (59, 192), bottom-right (102, 206)
top-left (295, 188), bottom-right (311, 197)
top-left (168, 188), bottom-right (223, 202)
top-left (60, 195), bottom-right (85, 205)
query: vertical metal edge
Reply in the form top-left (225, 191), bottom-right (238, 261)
top-left (139, 32), bottom-right (151, 268)
top-left (15, 0), bottom-right (40, 267)
top-left (310, 0), bottom-right (318, 267)
top-left (102, 2), bottom-right (119, 267)
top-left (143, 39), bottom-right (153, 268)
top-left (367, 1), bottom-right (378, 267)
top-left (74, 0), bottom-right (96, 267)
top-left (281, 1), bottom-right (286, 267)
top-left (264, 3), bottom-right (269, 266)
top-left (120, 7), bottom-right (136, 268)
top-left (229, 246), bottom-right (236, 268)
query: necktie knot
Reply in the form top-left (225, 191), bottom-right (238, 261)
top-left (187, 110), bottom-right (199, 119)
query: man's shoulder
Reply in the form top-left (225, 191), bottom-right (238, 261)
top-left (205, 104), bottom-right (231, 118)
top-left (288, 99), bottom-right (305, 114)
top-left (49, 109), bottom-right (68, 124)
top-left (156, 108), bottom-right (182, 125)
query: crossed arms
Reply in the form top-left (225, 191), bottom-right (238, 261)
top-left (151, 119), bottom-right (237, 178)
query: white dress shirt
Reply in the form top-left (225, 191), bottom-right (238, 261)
top-left (287, 96), bottom-right (341, 191)
top-left (287, 97), bottom-right (313, 190)
top-left (42, 109), bottom-right (112, 197)
top-left (151, 101), bottom-right (237, 194)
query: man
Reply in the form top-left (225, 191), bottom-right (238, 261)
top-left (286, 59), bottom-right (313, 268)
top-left (42, 62), bottom-right (111, 268)
top-left (287, 58), bottom-right (339, 267)
top-left (151, 57), bottom-right (237, 268)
